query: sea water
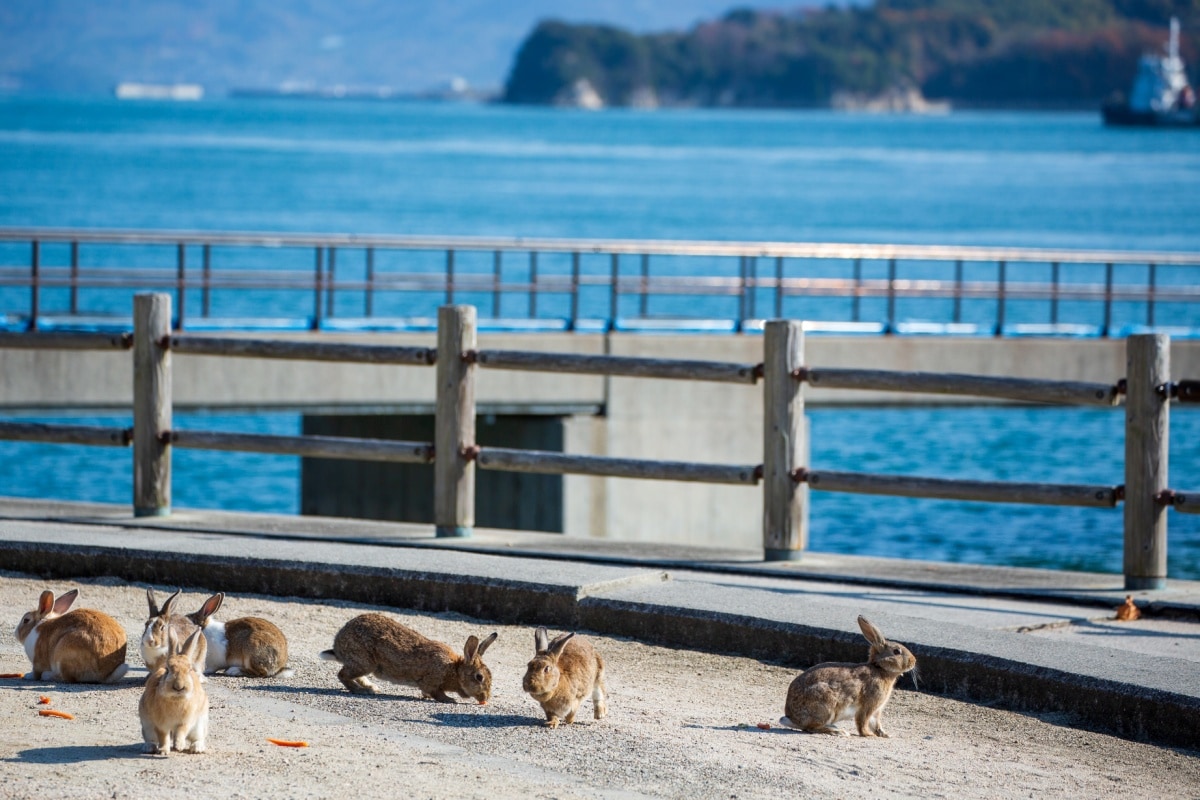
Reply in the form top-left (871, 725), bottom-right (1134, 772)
top-left (0, 96), bottom-right (1197, 576)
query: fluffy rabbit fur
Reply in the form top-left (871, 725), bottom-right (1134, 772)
top-left (319, 613), bottom-right (496, 703)
top-left (185, 592), bottom-right (292, 678)
top-left (139, 628), bottom-right (209, 755)
top-left (522, 627), bottom-right (607, 728)
top-left (780, 615), bottom-right (917, 737)
top-left (141, 589), bottom-right (206, 679)
top-left (14, 589), bottom-right (128, 683)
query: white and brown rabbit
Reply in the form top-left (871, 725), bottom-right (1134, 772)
top-left (185, 592), bottom-right (292, 678)
top-left (779, 615), bottom-right (917, 737)
top-left (522, 626), bottom-right (607, 728)
top-left (14, 588), bottom-right (128, 683)
top-left (319, 613), bottom-right (497, 703)
top-left (141, 589), bottom-right (206, 678)
top-left (139, 627), bottom-right (209, 755)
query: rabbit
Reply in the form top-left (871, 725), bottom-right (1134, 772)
top-left (521, 626), bottom-right (607, 728)
top-left (779, 615), bottom-right (917, 737)
top-left (141, 588), bottom-right (207, 679)
top-left (319, 613), bottom-right (497, 703)
top-left (14, 588), bottom-right (128, 683)
top-left (139, 627), bottom-right (208, 755)
top-left (184, 592), bottom-right (292, 678)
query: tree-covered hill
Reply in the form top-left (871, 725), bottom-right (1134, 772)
top-left (502, 0), bottom-right (1200, 109)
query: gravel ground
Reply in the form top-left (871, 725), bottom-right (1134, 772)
top-left (1, 572), bottom-right (1197, 800)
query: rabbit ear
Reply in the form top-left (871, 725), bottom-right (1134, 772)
top-left (195, 593), bottom-right (224, 624)
top-left (160, 590), bottom-right (182, 618)
top-left (463, 635), bottom-right (481, 662)
top-left (38, 590), bottom-right (55, 615)
top-left (167, 626), bottom-right (180, 653)
top-left (547, 632), bottom-right (575, 658)
top-left (52, 589), bottom-right (79, 615)
top-left (477, 631), bottom-right (498, 657)
top-left (534, 626), bottom-right (550, 653)
top-left (857, 616), bottom-right (886, 647)
top-left (146, 588), bottom-right (160, 617)
top-left (181, 629), bottom-right (204, 662)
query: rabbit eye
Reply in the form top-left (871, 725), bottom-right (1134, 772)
top-left (892, 648), bottom-right (901, 655)
top-left (543, 665), bottom-right (550, 673)
top-left (474, 672), bottom-right (483, 683)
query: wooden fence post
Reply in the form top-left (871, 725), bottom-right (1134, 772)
top-left (763, 319), bottom-right (808, 560)
top-left (434, 305), bottom-right (477, 537)
top-left (1124, 333), bottom-right (1169, 590)
top-left (134, 293), bottom-right (172, 516)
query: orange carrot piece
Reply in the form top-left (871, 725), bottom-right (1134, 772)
top-left (38, 709), bottom-right (74, 720)
top-left (0, 673), bottom-right (24, 679)
top-left (266, 738), bottom-right (308, 748)
top-left (38, 696), bottom-right (51, 705)
top-left (756, 722), bottom-right (772, 730)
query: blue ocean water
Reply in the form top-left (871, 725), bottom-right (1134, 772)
top-left (0, 96), bottom-right (1197, 576)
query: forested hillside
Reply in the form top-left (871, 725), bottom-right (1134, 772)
top-left (502, 0), bottom-right (1200, 109)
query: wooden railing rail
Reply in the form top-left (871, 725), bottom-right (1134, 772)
top-left (797, 469), bottom-right (1120, 508)
top-left (167, 335), bottom-right (437, 365)
top-left (473, 446), bottom-right (760, 485)
top-left (168, 430), bottom-right (433, 463)
top-left (472, 349), bottom-right (760, 384)
top-left (0, 293), bottom-right (1194, 588)
top-left (800, 368), bottom-right (1121, 406)
top-left (0, 331), bottom-right (132, 351)
top-left (0, 421), bottom-right (131, 447)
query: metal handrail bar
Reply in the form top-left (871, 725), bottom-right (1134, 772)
top-left (3, 227), bottom-right (1200, 266)
top-left (5, 269), bottom-right (1197, 303)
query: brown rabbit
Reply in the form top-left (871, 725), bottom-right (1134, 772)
top-left (780, 615), bottom-right (917, 737)
top-left (141, 589), bottom-right (206, 677)
top-left (319, 613), bottom-right (497, 703)
top-left (14, 588), bottom-right (128, 683)
top-left (185, 593), bottom-right (291, 678)
top-left (522, 627), bottom-right (607, 728)
top-left (139, 628), bottom-right (208, 755)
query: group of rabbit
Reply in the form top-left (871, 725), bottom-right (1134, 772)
top-left (15, 587), bottom-right (292, 755)
top-left (14, 586), bottom-right (918, 755)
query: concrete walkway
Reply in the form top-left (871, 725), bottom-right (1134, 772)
top-left (1, 496), bottom-right (1198, 750)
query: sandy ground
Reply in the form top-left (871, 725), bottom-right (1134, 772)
top-left (1, 571), bottom-right (1197, 800)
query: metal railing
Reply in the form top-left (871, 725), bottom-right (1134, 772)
top-left (3, 228), bottom-right (1200, 336)
top-left (1, 294), bottom-right (1197, 589)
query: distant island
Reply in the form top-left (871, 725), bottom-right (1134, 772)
top-left (502, 0), bottom-right (1200, 111)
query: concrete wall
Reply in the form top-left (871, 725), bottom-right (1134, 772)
top-left (3, 332), bottom-right (1198, 549)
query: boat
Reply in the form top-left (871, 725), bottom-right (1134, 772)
top-left (1102, 17), bottom-right (1198, 127)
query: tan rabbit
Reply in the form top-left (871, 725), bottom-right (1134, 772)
top-left (521, 627), bottom-right (607, 728)
top-left (185, 593), bottom-right (292, 678)
top-left (141, 589), bottom-right (206, 678)
top-left (14, 588), bottom-right (128, 683)
top-left (139, 628), bottom-right (208, 755)
top-left (319, 613), bottom-right (497, 703)
top-left (779, 615), bottom-right (917, 737)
